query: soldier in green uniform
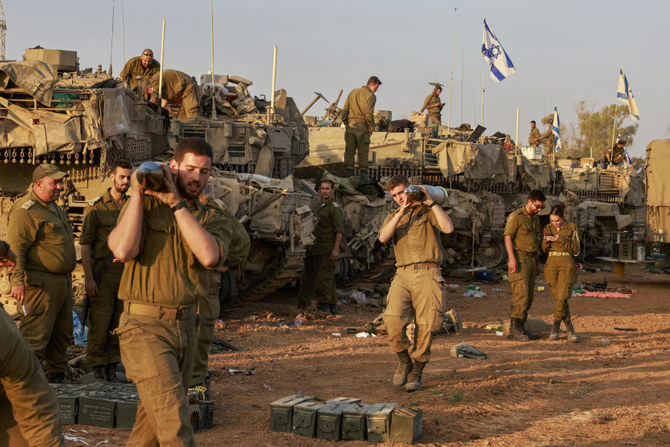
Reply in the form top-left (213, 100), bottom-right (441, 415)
top-left (109, 138), bottom-right (231, 446)
top-left (542, 204), bottom-right (580, 342)
top-left (150, 69), bottom-right (200, 120)
top-left (504, 189), bottom-right (546, 341)
top-left (529, 120), bottom-right (541, 147)
top-left (537, 121), bottom-right (555, 160)
top-left (119, 48), bottom-right (160, 95)
top-left (378, 175), bottom-right (454, 392)
top-left (298, 179), bottom-right (344, 314)
top-left (79, 160), bottom-right (132, 382)
top-left (340, 76), bottom-right (382, 178)
top-left (7, 164), bottom-right (76, 383)
top-left (423, 87), bottom-right (444, 126)
top-left (191, 190), bottom-right (250, 386)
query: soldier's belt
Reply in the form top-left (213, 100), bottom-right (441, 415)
top-left (348, 119), bottom-right (367, 126)
top-left (398, 262), bottom-right (439, 270)
top-left (548, 251), bottom-right (572, 256)
top-left (515, 251), bottom-right (536, 259)
top-left (124, 302), bottom-right (194, 320)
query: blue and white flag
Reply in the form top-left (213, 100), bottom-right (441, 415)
top-left (482, 19), bottom-right (516, 82)
top-left (617, 67), bottom-right (640, 121)
top-left (552, 106), bottom-right (561, 152)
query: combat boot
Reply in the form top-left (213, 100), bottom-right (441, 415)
top-left (507, 318), bottom-right (529, 341)
top-left (522, 319), bottom-right (541, 340)
top-left (392, 350), bottom-right (413, 387)
top-left (549, 320), bottom-right (561, 341)
top-left (93, 366), bottom-right (107, 382)
top-left (106, 363), bottom-right (119, 383)
top-left (404, 361), bottom-right (426, 392)
top-left (564, 320), bottom-right (579, 343)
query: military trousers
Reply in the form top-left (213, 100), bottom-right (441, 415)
top-left (344, 122), bottom-right (370, 174)
top-left (297, 253), bottom-right (337, 305)
top-left (544, 256), bottom-right (577, 321)
top-left (509, 254), bottom-right (536, 322)
top-left (0, 311), bottom-right (64, 447)
top-left (383, 265), bottom-right (446, 363)
top-left (428, 113), bottom-right (441, 126)
top-left (116, 311), bottom-right (197, 447)
top-left (193, 271), bottom-right (222, 381)
top-left (179, 83), bottom-right (199, 120)
top-left (19, 271), bottom-right (73, 375)
top-left (86, 262), bottom-right (124, 368)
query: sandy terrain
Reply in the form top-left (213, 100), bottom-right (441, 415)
top-left (63, 262), bottom-right (670, 446)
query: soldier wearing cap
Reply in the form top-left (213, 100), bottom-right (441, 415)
top-left (120, 48), bottom-right (160, 95)
top-left (1, 241), bottom-right (64, 446)
top-left (149, 69), bottom-right (200, 120)
top-left (423, 87), bottom-right (444, 126)
top-left (340, 76), bottom-right (382, 178)
top-left (79, 160), bottom-right (132, 383)
top-left (109, 138), bottom-right (231, 445)
top-left (7, 164), bottom-right (76, 384)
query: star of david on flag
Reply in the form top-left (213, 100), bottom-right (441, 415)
top-left (482, 19), bottom-right (516, 82)
top-left (552, 106), bottom-right (561, 152)
top-left (617, 67), bottom-right (640, 122)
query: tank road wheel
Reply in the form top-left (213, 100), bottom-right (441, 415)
top-left (476, 239), bottom-right (507, 268)
top-left (335, 257), bottom-right (350, 284)
top-left (218, 270), bottom-right (237, 312)
top-left (581, 221), bottom-right (608, 257)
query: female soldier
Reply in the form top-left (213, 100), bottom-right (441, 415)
top-left (542, 204), bottom-right (580, 342)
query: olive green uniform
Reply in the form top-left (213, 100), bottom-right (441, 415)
top-left (504, 207), bottom-right (541, 322)
top-left (119, 56), bottom-right (160, 93)
top-left (610, 144), bottom-right (626, 165)
top-left (0, 309), bottom-right (64, 447)
top-left (298, 198), bottom-right (344, 306)
top-left (115, 197), bottom-right (229, 446)
top-left (542, 222), bottom-right (579, 322)
top-left (150, 69), bottom-right (199, 120)
top-left (192, 195), bottom-right (249, 383)
top-left (529, 126), bottom-right (541, 147)
top-left (79, 190), bottom-right (127, 369)
top-left (423, 92), bottom-right (442, 126)
top-left (341, 86), bottom-right (376, 174)
top-left (382, 205), bottom-right (446, 363)
top-left (7, 191), bottom-right (76, 376)
top-left (540, 127), bottom-right (555, 158)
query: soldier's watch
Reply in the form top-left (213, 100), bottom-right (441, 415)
top-left (170, 199), bottom-right (188, 213)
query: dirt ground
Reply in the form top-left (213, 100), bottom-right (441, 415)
top-left (63, 262), bottom-right (670, 447)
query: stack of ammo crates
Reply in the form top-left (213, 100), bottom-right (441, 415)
top-left (270, 394), bottom-right (422, 443)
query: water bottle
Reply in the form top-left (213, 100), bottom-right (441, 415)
top-left (136, 161), bottom-right (169, 192)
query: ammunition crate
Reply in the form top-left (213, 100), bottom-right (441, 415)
top-left (315, 398), bottom-right (360, 441)
top-left (365, 403), bottom-right (396, 442)
top-left (291, 400), bottom-right (325, 437)
top-left (56, 394), bottom-right (78, 425)
top-left (78, 397), bottom-right (116, 428)
top-left (341, 403), bottom-right (371, 441)
top-left (390, 406), bottom-right (423, 443)
top-left (115, 400), bottom-right (138, 431)
top-left (269, 394), bottom-right (315, 432)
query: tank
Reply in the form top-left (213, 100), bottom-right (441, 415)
top-left (644, 139), bottom-right (670, 265)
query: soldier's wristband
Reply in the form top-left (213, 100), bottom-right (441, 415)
top-left (428, 201), bottom-right (438, 208)
top-left (170, 199), bottom-right (188, 213)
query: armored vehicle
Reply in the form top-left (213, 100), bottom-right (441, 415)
top-left (644, 139), bottom-right (670, 264)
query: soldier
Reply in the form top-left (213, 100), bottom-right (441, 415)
top-left (378, 175), bottom-right (454, 392)
top-left (150, 69), bottom-right (200, 120)
top-left (7, 164), bottom-right (76, 383)
top-left (340, 76), bottom-right (382, 178)
top-left (79, 160), bottom-right (132, 382)
top-left (108, 137), bottom-right (230, 445)
top-left (537, 121), bottom-right (555, 160)
top-left (191, 189), bottom-right (250, 387)
top-left (606, 139), bottom-right (633, 168)
top-left (504, 189), bottom-right (546, 341)
top-left (119, 48), bottom-right (160, 95)
top-left (542, 204), bottom-right (580, 342)
top-left (423, 87), bottom-right (444, 126)
top-left (528, 120), bottom-right (541, 147)
top-left (297, 179), bottom-right (344, 314)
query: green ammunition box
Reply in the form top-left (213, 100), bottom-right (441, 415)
top-left (390, 406), bottom-right (423, 443)
top-left (292, 400), bottom-right (325, 437)
top-left (115, 400), bottom-right (138, 430)
top-left (366, 403), bottom-right (396, 442)
top-left (78, 397), bottom-right (116, 428)
top-left (326, 397), bottom-right (361, 405)
top-left (269, 394), bottom-right (314, 432)
top-left (198, 401), bottom-right (214, 431)
top-left (56, 395), bottom-right (78, 425)
top-left (341, 403), bottom-right (371, 441)
top-left (315, 402), bottom-right (343, 441)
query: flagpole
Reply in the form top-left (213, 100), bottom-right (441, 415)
top-left (480, 58), bottom-right (485, 125)
top-left (515, 108), bottom-right (519, 148)
top-left (447, 7), bottom-right (456, 131)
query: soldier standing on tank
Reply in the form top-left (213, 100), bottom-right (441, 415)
top-left (191, 188), bottom-right (250, 387)
top-left (378, 175), bottom-right (454, 392)
top-left (341, 76), bottom-right (382, 179)
top-left (537, 121), bottom-right (555, 160)
top-left (423, 87), bottom-right (444, 126)
top-left (108, 138), bottom-right (230, 445)
top-left (119, 48), bottom-right (160, 95)
top-left (7, 164), bottom-right (76, 384)
top-left (297, 179), bottom-right (344, 314)
top-left (529, 120), bottom-right (541, 147)
top-left (79, 160), bottom-right (132, 383)
top-left (542, 204), bottom-right (580, 342)
top-left (149, 69), bottom-right (200, 120)
top-left (504, 189), bottom-right (546, 341)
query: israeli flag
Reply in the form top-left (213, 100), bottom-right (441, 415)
top-left (482, 19), bottom-right (516, 82)
top-left (617, 67), bottom-right (640, 121)
top-left (552, 106), bottom-right (561, 152)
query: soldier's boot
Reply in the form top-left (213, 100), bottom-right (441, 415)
top-left (565, 320), bottom-right (579, 343)
top-left (507, 318), bottom-right (529, 341)
top-left (522, 319), bottom-right (541, 340)
top-left (106, 363), bottom-right (119, 383)
top-left (93, 366), bottom-right (107, 382)
top-left (549, 320), bottom-right (561, 341)
top-left (404, 361), bottom-right (426, 392)
top-left (392, 350), bottom-right (413, 387)
top-left (48, 372), bottom-right (65, 384)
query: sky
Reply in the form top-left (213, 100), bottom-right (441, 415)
top-left (4, 0), bottom-right (668, 158)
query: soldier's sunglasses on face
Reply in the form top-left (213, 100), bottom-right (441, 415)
top-left (531, 201), bottom-right (545, 210)
top-left (143, 53), bottom-right (153, 57)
